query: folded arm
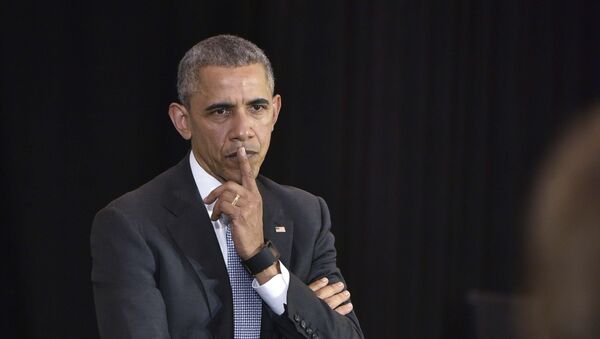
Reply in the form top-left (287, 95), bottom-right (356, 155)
top-left (270, 197), bottom-right (364, 339)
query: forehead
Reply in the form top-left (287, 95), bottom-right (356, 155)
top-left (195, 64), bottom-right (271, 97)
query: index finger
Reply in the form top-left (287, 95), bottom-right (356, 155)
top-left (237, 146), bottom-right (258, 192)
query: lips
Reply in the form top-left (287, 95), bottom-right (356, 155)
top-left (224, 149), bottom-right (259, 159)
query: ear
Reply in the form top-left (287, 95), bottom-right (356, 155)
top-left (168, 103), bottom-right (192, 140)
top-left (271, 94), bottom-right (282, 131)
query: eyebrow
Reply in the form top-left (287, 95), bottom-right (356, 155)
top-left (247, 98), bottom-right (270, 106)
top-left (204, 102), bottom-right (234, 112)
top-left (204, 98), bottom-right (271, 112)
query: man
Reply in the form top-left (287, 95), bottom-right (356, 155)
top-left (91, 35), bottom-right (363, 338)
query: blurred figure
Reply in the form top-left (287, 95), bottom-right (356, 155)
top-left (524, 104), bottom-right (600, 339)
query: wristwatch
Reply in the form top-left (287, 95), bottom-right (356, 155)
top-left (242, 240), bottom-right (280, 275)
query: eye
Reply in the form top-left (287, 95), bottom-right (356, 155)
top-left (211, 108), bottom-right (229, 116)
top-left (250, 104), bottom-right (267, 113)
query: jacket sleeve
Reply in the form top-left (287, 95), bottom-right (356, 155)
top-left (272, 197), bottom-right (364, 338)
top-left (91, 206), bottom-right (171, 339)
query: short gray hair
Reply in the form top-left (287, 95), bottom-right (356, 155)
top-left (177, 34), bottom-right (275, 106)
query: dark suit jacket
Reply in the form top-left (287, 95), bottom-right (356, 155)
top-left (91, 155), bottom-right (363, 339)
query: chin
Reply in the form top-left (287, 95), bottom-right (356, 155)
top-left (220, 170), bottom-right (243, 184)
top-left (226, 167), bottom-right (260, 184)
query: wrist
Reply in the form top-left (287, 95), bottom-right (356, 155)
top-left (241, 241), bottom-right (265, 260)
top-left (242, 240), bottom-right (280, 276)
top-left (254, 261), bottom-right (280, 285)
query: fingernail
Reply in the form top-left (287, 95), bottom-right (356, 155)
top-left (239, 146), bottom-right (246, 156)
top-left (344, 290), bottom-right (350, 296)
top-left (336, 282), bottom-right (344, 288)
top-left (321, 277), bottom-right (328, 283)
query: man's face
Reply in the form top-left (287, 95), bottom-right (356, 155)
top-left (184, 64), bottom-right (281, 184)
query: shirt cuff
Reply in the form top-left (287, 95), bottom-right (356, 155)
top-left (252, 261), bottom-right (290, 315)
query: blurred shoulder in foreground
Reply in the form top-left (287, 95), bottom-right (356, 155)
top-left (525, 103), bottom-right (600, 339)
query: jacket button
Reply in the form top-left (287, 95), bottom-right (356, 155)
top-left (300, 320), bottom-right (306, 329)
top-left (293, 314), bottom-right (300, 322)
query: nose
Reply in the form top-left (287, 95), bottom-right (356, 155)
top-left (229, 109), bottom-right (255, 142)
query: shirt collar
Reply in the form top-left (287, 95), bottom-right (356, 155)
top-left (189, 151), bottom-right (222, 214)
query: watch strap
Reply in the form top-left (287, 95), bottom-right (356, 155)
top-left (242, 240), bottom-right (280, 275)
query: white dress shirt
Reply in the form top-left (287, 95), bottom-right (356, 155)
top-left (189, 152), bottom-right (289, 315)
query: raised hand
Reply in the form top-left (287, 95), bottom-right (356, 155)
top-left (203, 146), bottom-right (264, 260)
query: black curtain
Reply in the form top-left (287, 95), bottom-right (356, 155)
top-left (3, 1), bottom-right (599, 338)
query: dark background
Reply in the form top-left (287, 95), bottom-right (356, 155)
top-left (3, 0), bottom-right (599, 338)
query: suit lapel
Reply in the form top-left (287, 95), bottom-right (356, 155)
top-left (258, 178), bottom-right (294, 338)
top-left (162, 156), bottom-right (233, 338)
top-left (258, 178), bottom-right (294, 269)
top-left (160, 158), bottom-right (295, 339)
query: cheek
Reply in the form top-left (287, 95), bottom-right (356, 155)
top-left (257, 124), bottom-right (273, 145)
top-left (197, 128), bottom-right (224, 152)
top-left (260, 133), bottom-right (272, 155)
